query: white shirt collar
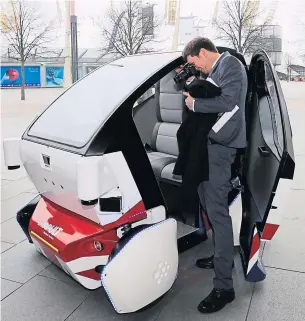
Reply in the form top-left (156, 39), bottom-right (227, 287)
top-left (212, 53), bottom-right (222, 69)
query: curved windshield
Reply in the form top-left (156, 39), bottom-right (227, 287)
top-left (28, 52), bottom-right (180, 148)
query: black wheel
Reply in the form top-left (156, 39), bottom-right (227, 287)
top-left (136, 292), bottom-right (167, 313)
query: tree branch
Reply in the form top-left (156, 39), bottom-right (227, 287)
top-left (214, 0), bottom-right (270, 54)
top-left (97, 0), bottom-right (160, 57)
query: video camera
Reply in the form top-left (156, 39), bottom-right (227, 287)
top-left (173, 63), bottom-right (221, 99)
top-left (173, 62), bottom-right (200, 85)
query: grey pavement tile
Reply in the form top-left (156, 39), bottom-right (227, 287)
top-left (66, 287), bottom-right (163, 321)
top-left (1, 192), bottom-right (37, 223)
top-left (1, 240), bottom-right (51, 283)
top-left (1, 115), bottom-right (37, 146)
top-left (280, 190), bottom-right (305, 221)
top-left (1, 176), bottom-right (35, 201)
top-left (1, 278), bottom-right (22, 300)
top-left (1, 166), bottom-right (28, 181)
top-left (288, 109), bottom-right (305, 156)
top-left (1, 241), bottom-right (16, 253)
top-left (291, 156), bottom-right (305, 190)
top-left (263, 218), bottom-right (305, 273)
top-left (1, 275), bottom-right (89, 321)
top-left (293, 139), bottom-right (305, 156)
top-left (25, 187), bottom-right (38, 194)
top-left (1, 179), bottom-right (13, 186)
top-left (293, 140), bottom-right (305, 156)
top-left (246, 268), bottom-right (305, 321)
top-left (1, 216), bottom-right (28, 244)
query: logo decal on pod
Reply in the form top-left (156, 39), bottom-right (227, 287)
top-left (38, 221), bottom-right (63, 236)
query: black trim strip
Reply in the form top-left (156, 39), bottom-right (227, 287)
top-left (151, 122), bottom-right (161, 150)
top-left (154, 81), bottom-right (162, 122)
top-left (177, 229), bottom-right (207, 253)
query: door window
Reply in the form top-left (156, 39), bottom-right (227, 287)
top-left (264, 64), bottom-right (284, 156)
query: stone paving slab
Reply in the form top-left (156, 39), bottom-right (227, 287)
top-left (1, 216), bottom-right (28, 244)
top-left (1, 241), bottom-right (51, 283)
top-left (0, 167), bottom-right (28, 181)
top-left (65, 287), bottom-right (163, 321)
top-left (1, 275), bottom-right (89, 321)
top-left (1, 179), bottom-right (14, 186)
top-left (1, 176), bottom-right (35, 201)
top-left (1, 278), bottom-right (22, 301)
top-left (263, 217), bottom-right (305, 272)
top-left (1, 241), bottom-right (15, 253)
top-left (246, 268), bottom-right (305, 321)
top-left (1, 191), bottom-right (37, 223)
top-left (291, 156), bottom-right (305, 190)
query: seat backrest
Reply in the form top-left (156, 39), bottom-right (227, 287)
top-left (151, 71), bottom-right (186, 156)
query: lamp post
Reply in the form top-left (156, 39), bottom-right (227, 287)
top-left (63, 0), bottom-right (78, 87)
top-left (64, 0), bottom-right (72, 87)
top-left (70, 0), bottom-right (78, 83)
top-left (172, 0), bottom-right (181, 51)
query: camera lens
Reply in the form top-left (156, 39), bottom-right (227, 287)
top-left (174, 71), bottom-right (186, 84)
top-left (173, 63), bottom-right (199, 85)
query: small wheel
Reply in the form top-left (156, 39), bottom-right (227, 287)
top-left (136, 292), bottom-right (167, 312)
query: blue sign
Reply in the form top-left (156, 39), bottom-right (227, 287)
top-left (0, 66), bottom-right (41, 87)
top-left (46, 66), bottom-right (64, 87)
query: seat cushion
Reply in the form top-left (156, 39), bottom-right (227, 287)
top-left (160, 163), bottom-right (182, 184)
top-left (156, 71), bottom-right (186, 124)
top-left (159, 93), bottom-right (185, 123)
top-left (147, 152), bottom-right (177, 177)
top-left (155, 123), bottom-right (180, 156)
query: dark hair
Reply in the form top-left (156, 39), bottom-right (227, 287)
top-left (182, 37), bottom-right (218, 61)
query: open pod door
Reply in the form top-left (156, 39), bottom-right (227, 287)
top-left (240, 50), bottom-right (295, 282)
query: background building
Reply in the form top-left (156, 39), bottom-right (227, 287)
top-left (165, 0), bottom-right (177, 25)
top-left (2, 0), bottom-right (305, 88)
top-left (246, 25), bottom-right (283, 66)
top-left (179, 16), bottom-right (206, 45)
top-left (0, 49), bottom-right (110, 88)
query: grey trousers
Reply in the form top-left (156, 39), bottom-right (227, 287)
top-left (197, 143), bottom-right (237, 290)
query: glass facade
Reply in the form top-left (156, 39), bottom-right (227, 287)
top-left (248, 25), bottom-right (283, 66)
top-left (290, 65), bottom-right (305, 77)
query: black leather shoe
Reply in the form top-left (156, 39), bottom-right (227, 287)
top-left (196, 255), bottom-right (215, 269)
top-left (198, 288), bottom-right (235, 313)
top-left (196, 256), bottom-right (234, 269)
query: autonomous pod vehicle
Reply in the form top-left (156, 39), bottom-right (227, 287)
top-left (3, 47), bottom-right (295, 314)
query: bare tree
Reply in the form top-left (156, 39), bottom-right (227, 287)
top-left (0, 0), bottom-right (58, 100)
top-left (283, 53), bottom-right (293, 81)
top-left (213, 0), bottom-right (272, 54)
top-left (98, 0), bottom-right (160, 57)
top-left (297, 17), bottom-right (305, 59)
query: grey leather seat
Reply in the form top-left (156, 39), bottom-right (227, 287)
top-left (146, 70), bottom-right (243, 189)
top-left (147, 70), bottom-right (186, 183)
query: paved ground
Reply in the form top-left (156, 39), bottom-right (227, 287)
top-left (1, 83), bottom-right (305, 321)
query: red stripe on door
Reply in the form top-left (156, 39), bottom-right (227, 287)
top-left (249, 232), bottom-right (260, 260)
top-left (262, 223), bottom-right (280, 240)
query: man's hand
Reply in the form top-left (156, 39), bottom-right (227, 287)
top-left (183, 92), bottom-right (194, 110)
